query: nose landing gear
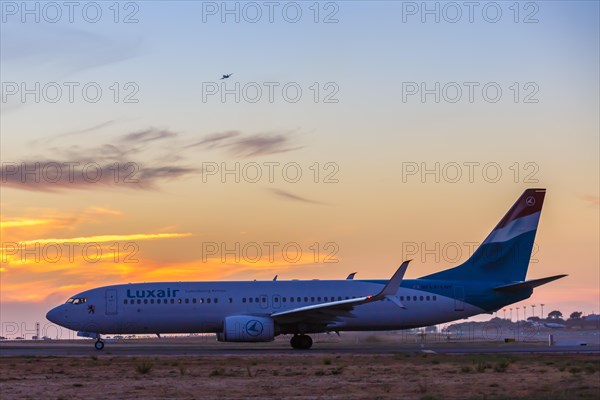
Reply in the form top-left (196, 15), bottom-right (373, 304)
top-left (290, 334), bottom-right (313, 350)
top-left (94, 339), bottom-right (105, 350)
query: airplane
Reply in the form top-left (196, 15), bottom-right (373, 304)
top-left (46, 188), bottom-right (566, 350)
top-left (542, 322), bottom-right (567, 329)
top-left (220, 73), bottom-right (233, 79)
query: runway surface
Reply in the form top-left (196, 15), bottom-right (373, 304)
top-left (2, 340), bottom-right (599, 356)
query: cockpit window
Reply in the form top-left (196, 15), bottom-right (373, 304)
top-left (66, 297), bottom-right (87, 304)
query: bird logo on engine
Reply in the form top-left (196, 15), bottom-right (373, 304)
top-left (246, 320), bottom-right (264, 336)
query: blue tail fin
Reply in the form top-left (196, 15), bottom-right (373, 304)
top-left (421, 188), bottom-right (546, 283)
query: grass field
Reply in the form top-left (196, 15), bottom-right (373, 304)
top-left (1, 352), bottom-right (599, 399)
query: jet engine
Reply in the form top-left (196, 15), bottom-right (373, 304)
top-left (216, 315), bottom-right (275, 342)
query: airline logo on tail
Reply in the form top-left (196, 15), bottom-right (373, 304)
top-left (421, 188), bottom-right (547, 282)
top-left (482, 188), bottom-right (545, 246)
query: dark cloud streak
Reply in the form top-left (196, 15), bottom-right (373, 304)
top-left (269, 189), bottom-right (327, 205)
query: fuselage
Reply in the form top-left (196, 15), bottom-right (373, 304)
top-left (46, 278), bottom-right (530, 335)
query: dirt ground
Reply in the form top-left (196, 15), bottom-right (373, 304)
top-left (1, 353), bottom-right (598, 400)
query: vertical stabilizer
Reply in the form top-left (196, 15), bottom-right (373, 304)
top-left (422, 189), bottom-right (546, 282)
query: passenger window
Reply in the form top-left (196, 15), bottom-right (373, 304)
top-left (426, 296), bottom-right (430, 301)
top-left (310, 297), bottom-right (315, 302)
top-left (228, 298), bottom-right (232, 303)
top-left (338, 296), bottom-right (342, 301)
top-left (433, 296), bottom-right (437, 301)
top-left (170, 299), bottom-right (174, 304)
top-left (297, 297), bottom-right (301, 302)
top-left (185, 298), bottom-right (189, 304)
top-left (199, 298), bottom-right (204, 304)
top-left (282, 297), bottom-right (287, 303)
top-left (150, 299), bottom-right (155, 304)
top-left (242, 298), bottom-right (247, 303)
top-left (420, 296), bottom-right (424, 301)
top-left (177, 298), bottom-right (182, 304)
top-left (406, 296), bottom-right (410, 301)
top-left (207, 298), bottom-right (211, 304)
top-left (214, 298), bottom-right (219, 303)
top-left (137, 299), bottom-right (142, 304)
top-left (304, 297), bottom-right (308, 302)
top-left (255, 297), bottom-right (259, 303)
top-left (400, 296), bottom-right (404, 301)
top-left (413, 296), bottom-right (417, 301)
top-left (193, 298), bottom-right (197, 304)
top-left (123, 299), bottom-right (128, 304)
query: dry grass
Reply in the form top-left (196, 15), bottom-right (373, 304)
top-left (0, 353), bottom-right (598, 399)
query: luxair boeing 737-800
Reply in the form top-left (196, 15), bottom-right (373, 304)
top-left (46, 189), bottom-right (566, 350)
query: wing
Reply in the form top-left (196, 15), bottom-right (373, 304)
top-left (271, 260), bottom-right (410, 325)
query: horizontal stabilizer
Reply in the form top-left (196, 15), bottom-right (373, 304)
top-left (493, 274), bottom-right (567, 292)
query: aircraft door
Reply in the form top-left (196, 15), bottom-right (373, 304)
top-left (272, 294), bottom-right (281, 309)
top-left (105, 289), bottom-right (118, 315)
top-left (259, 294), bottom-right (268, 309)
top-left (453, 286), bottom-right (465, 311)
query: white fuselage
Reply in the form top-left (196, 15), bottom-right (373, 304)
top-left (47, 280), bottom-right (485, 335)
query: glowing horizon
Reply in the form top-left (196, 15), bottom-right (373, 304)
top-left (1, 1), bottom-right (598, 333)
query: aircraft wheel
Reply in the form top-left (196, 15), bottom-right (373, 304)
top-left (290, 334), bottom-right (313, 350)
top-left (94, 340), bottom-right (105, 350)
top-left (290, 335), bottom-right (300, 349)
top-left (299, 334), bottom-right (313, 350)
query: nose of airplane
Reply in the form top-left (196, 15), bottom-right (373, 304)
top-left (46, 306), bottom-right (62, 324)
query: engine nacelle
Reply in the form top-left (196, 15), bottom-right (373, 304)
top-left (217, 315), bottom-right (275, 342)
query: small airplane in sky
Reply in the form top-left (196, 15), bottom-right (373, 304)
top-left (47, 189), bottom-right (566, 350)
top-left (220, 73), bottom-right (233, 79)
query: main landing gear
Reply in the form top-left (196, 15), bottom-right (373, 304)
top-left (290, 334), bottom-right (313, 350)
top-left (94, 339), bottom-right (105, 350)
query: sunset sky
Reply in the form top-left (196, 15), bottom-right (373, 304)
top-left (1, 1), bottom-right (598, 334)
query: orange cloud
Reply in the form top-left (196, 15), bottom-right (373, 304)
top-left (16, 232), bottom-right (192, 245)
top-left (1, 218), bottom-right (57, 229)
top-left (0, 243), bottom-right (333, 302)
top-left (581, 194), bottom-right (600, 206)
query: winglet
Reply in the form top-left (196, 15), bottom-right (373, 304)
top-left (346, 272), bottom-right (357, 280)
top-left (372, 260), bottom-right (411, 301)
